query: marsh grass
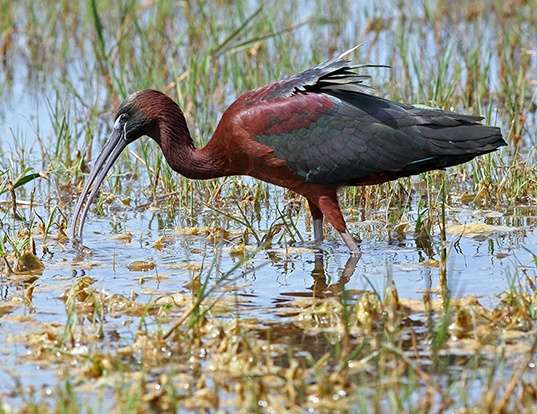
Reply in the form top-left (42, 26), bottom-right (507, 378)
top-left (0, 0), bottom-right (536, 412)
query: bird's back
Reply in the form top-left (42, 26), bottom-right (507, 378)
top-left (219, 49), bottom-right (506, 186)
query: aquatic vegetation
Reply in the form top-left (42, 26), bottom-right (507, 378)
top-left (0, 0), bottom-right (536, 412)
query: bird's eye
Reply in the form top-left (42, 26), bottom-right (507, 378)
top-left (114, 113), bottom-right (128, 129)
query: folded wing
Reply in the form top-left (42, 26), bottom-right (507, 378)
top-left (235, 49), bottom-right (506, 185)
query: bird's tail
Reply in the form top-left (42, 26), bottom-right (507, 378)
top-left (401, 124), bottom-right (506, 175)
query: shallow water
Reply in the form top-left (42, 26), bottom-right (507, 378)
top-left (1, 1), bottom-right (536, 410)
top-left (1, 197), bottom-right (535, 397)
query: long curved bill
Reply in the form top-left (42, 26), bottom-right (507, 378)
top-left (70, 127), bottom-right (129, 244)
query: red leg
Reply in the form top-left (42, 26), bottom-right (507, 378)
top-left (317, 193), bottom-right (360, 254)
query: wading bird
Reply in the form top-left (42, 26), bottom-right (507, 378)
top-left (71, 47), bottom-right (506, 253)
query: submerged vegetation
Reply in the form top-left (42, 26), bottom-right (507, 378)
top-left (0, 0), bottom-right (536, 412)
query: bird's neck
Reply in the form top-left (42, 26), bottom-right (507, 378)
top-left (154, 108), bottom-right (226, 180)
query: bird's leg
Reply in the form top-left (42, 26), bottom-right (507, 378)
top-left (340, 231), bottom-right (361, 255)
top-left (307, 199), bottom-right (324, 243)
top-left (313, 220), bottom-right (323, 243)
top-left (317, 193), bottom-right (361, 255)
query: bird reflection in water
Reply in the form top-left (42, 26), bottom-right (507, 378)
top-left (280, 253), bottom-right (360, 299)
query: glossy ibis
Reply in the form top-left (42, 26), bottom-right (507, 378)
top-left (71, 47), bottom-right (506, 253)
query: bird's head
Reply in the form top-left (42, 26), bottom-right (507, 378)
top-left (112, 89), bottom-right (168, 141)
top-left (70, 89), bottom-right (178, 243)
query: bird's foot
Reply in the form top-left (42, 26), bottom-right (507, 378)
top-left (340, 231), bottom-right (361, 256)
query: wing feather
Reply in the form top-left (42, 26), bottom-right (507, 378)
top-left (231, 48), bottom-right (506, 185)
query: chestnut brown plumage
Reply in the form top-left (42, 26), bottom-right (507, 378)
top-left (71, 48), bottom-right (506, 253)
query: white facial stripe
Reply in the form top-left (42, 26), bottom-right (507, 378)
top-left (114, 114), bottom-right (125, 129)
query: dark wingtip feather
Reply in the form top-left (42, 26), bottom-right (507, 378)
top-left (265, 44), bottom-right (391, 98)
top-left (402, 124), bottom-right (506, 176)
top-left (496, 129), bottom-right (508, 148)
